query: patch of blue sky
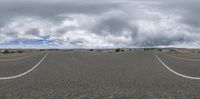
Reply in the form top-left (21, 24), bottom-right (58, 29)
top-left (0, 36), bottom-right (62, 48)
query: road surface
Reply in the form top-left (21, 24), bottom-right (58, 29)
top-left (0, 51), bottom-right (200, 99)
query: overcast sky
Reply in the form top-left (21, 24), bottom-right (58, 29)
top-left (0, 0), bottom-right (200, 48)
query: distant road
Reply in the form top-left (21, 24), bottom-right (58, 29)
top-left (0, 51), bottom-right (200, 99)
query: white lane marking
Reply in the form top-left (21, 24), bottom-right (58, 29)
top-left (0, 53), bottom-right (48, 80)
top-left (166, 53), bottom-right (200, 62)
top-left (154, 53), bottom-right (200, 80)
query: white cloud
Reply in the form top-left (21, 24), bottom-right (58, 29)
top-left (0, 1), bottom-right (200, 48)
top-left (0, 13), bottom-right (134, 48)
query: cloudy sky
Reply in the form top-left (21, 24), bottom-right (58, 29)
top-left (0, 0), bottom-right (200, 48)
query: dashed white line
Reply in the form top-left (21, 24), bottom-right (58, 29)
top-left (0, 53), bottom-right (48, 80)
top-left (154, 53), bottom-right (200, 80)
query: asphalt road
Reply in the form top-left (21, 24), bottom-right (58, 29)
top-left (0, 52), bottom-right (37, 59)
top-left (0, 51), bottom-right (200, 99)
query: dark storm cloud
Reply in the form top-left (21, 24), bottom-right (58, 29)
top-left (25, 28), bottom-right (40, 36)
top-left (137, 34), bottom-right (194, 47)
top-left (91, 15), bottom-right (138, 36)
top-left (0, 1), bottom-right (119, 27)
top-left (154, 0), bottom-right (200, 28)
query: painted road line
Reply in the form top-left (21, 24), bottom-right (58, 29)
top-left (165, 53), bottom-right (200, 62)
top-left (0, 52), bottom-right (44, 62)
top-left (0, 53), bottom-right (48, 80)
top-left (154, 53), bottom-right (200, 80)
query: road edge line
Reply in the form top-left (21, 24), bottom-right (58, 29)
top-left (0, 53), bottom-right (48, 80)
top-left (154, 53), bottom-right (200, 80)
